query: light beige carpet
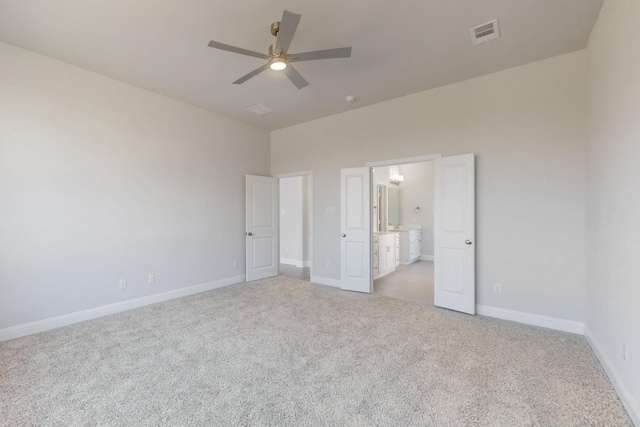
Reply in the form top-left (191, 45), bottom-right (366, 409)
top-left (0, 276), bottom-right (632, 426)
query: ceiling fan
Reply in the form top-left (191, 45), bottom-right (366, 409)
top-left (207, 10), bottom-right (352, 89)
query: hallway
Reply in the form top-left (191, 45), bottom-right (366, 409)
top-left (279, 263), bottom-right (310, 282)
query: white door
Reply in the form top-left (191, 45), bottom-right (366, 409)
top-left (246, 175), bottom-right (278, 281)
top-left (340, 167), bottom-right (372, 293)
top-left (434, 153), bottom-right (475, 314)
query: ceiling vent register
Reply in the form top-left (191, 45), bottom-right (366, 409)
top-left (470, 19), bottom-right (500, 45)
top-left (246, 104), bottom-right (275, 116)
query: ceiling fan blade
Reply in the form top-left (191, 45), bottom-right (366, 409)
top-left (208, 41), bottom-right (270, 60)
top-left (274, 10), bottom-right (301, 54)
top-left (283, 64), bottom-right (309, 89)
top-left (233, 63), bottom-right (270, 85)
top-left (289, 47), bottom-right (352, 62)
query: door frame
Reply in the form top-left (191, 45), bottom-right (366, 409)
top-left (275, 170), bottom-right (314, 280)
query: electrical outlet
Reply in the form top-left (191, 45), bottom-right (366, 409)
top-left (326, 207), bottom-right (335, 215)
top-left (493, 283), bottom-right (502, 294)
top-left (148, 274), bottom-right (155, 284)
top-left (326, 261), bottom-right (331, 269)
top-left (233, 260), bottom-right (238, 268)
top-left (285, 246), bottom-right (289, 254)
top-left (623, 344), bottom-right (628, 361)
top-left (119, 279), bottom-right (127, 290)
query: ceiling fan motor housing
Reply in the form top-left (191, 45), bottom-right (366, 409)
top-left (271, 21), bottom-right (280, 37)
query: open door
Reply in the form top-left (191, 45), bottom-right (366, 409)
top-left (340, 167), bottom-right (372, 293)
top-left (246, 175), bottom-right (278, 281)
top-left (434, 153), bottom-right (475, 314)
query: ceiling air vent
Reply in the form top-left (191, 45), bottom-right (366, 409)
top-left (470, 19), bottom-right (500, 45)
top-left (246, 104), bottom-right (274, 116)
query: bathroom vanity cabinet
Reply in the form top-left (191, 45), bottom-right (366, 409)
top-left (373, 232), bottom-right (399, 279)
top-left (398, 229), bottom-right (422, 264)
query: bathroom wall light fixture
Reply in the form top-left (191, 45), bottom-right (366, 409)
top-left (390, 174), bottom-right (404, 185)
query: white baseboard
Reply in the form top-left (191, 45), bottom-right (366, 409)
top-left (476, 304), bottom-right (585, 335)
top-left (280, 258), bottom-right (310, 269)
top-left (419, 255), bottom-right (434, 261)
top-left (584, 327), bottom-right (640, 426)
top-left (310, 275), bottom-right (341, 288)
top-left (0, 275), bottom-right (245, 343)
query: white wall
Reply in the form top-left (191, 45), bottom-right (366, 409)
top-left (399, 162), bottom-right (434, 257)
top-left (272, 50), bottom-right (587, 322)
top-left (0, 42), bottom-right (270, 329)
top-left (585, 0), bottom-right (640, 422)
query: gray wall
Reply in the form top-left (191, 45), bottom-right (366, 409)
top-left (272, 50), bottom-right (587, 322)
top-left (586, 0), bottom-right (640, 420)
top-left (0, 42), bottom-right (271, 328)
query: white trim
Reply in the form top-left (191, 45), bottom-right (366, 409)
top-left (400, 257), bottom-right (423, 265)
top-left (584, 327), bottom-right (640, 426)
top-left (0, 275), bottom-right (245, 343)
top-left (274, 170), bottom-right (312, 179)
top-left (310, 275), bottom-right (341, 288)
top-left (366, 153), bottom-right (442, 167)
top-left (280, 258), bottom-right (311, 269)
top-left (476, 304), bottom-right (585, 335)
top-left (307, 175), bottom-right (313, 279)
top-left (420, 255), bottom-right (434, 261)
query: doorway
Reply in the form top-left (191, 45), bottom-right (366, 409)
top-left (278, 174), bottom-right (312, 281)
top-left (370, 161), bottom-right (435, 305)
top-left (340, 153), bottom-right (475, 314)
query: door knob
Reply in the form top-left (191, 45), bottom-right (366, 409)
top-left (341, 234), bottom-right (346, 238)
top-left (465, 240), bottom-right (472, 245)
top-left (246, 232), bottom-right (253, 236)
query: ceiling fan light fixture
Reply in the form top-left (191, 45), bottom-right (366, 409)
top-left (269, 58), bottom-right (287, 71)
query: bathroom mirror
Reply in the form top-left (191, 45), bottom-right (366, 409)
top-left (388, 188), bottom-right (401, 226)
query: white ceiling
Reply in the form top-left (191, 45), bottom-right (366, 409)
top-left (0, 0), bottom-right (603, 131)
